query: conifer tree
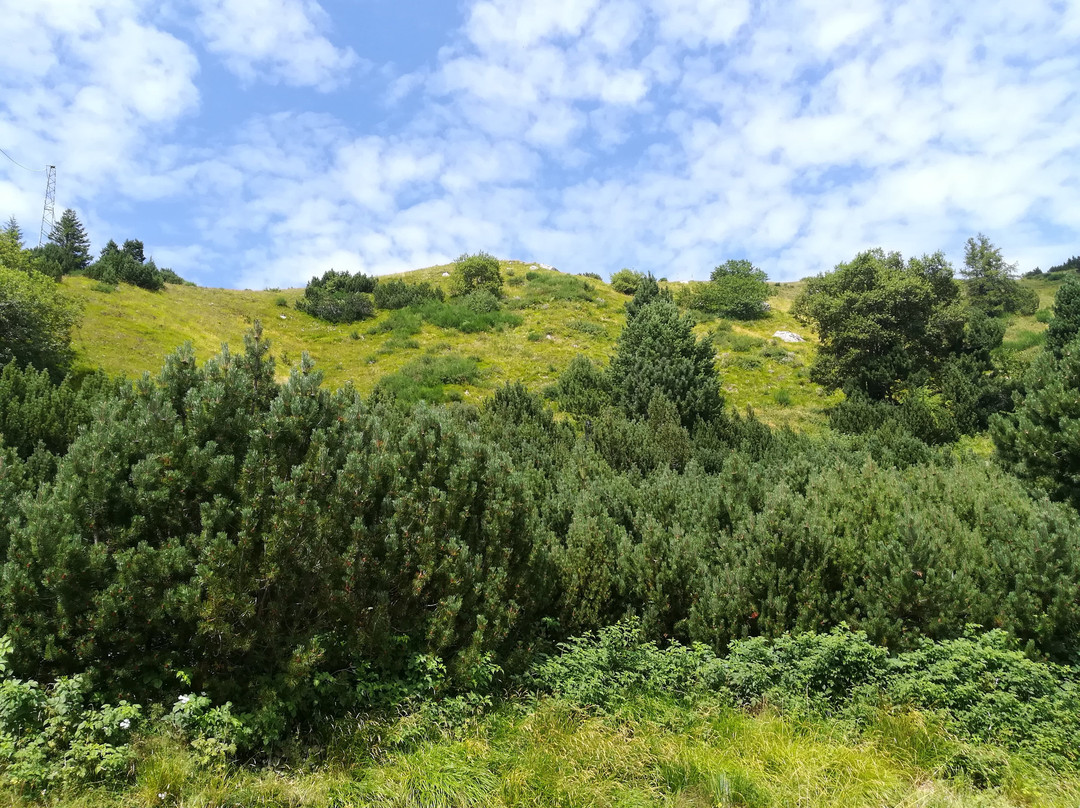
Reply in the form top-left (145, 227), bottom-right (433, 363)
top-left (992, 336), bottom-right (1080, 507)
top-left (1047, 275), bottom-right (1080, 357)
top-left (608, 297), bottom-right (723, 427)
top-left (47, 209), bottom-right (91, 275)
top-left (3, 216), bottom-right (23, 248)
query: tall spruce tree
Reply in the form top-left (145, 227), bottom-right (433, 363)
top-left (3, 216), bottom-right (23, 249)
top-left (962, 233), bottom-right (1037, 316)
top-left (48, 209), bottom-right (91, 275)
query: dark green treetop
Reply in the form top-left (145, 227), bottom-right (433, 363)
top-left (47, 209), bottom-right (91, 275)
top-left (608, 297), bottom-right (723, 427)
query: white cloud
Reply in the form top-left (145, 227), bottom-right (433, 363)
top-left (193, 0), bottom-right (358, 89)
top-left (7, 0), bottom-right (1080, 289)
top-left (0, 0), bottom-right (199, 243)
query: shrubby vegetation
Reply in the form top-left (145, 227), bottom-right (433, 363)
top-left (449, 252), bottom-right (502, 297)
top-left (87, 239), bottom-right (166, 290)
top-left (2, 230), bottom-right (1080, 801)
top-left (373, 278), bottom-right (444, 309)
top-left (609, 267), bottom-right (644, 294)
top-left (690, 259), bottom-right (771, 319)
top-left (295, 268), bottom-right (377, 322)
top-left (0, 266), bottom-right (80, 375)
top-left (963, 234), bottom-right (1039, 316)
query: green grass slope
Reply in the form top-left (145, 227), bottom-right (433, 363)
top-left (62, 264), bottom-right (1057, 432)
top-left (18, 695), bottom-right (1079, 808)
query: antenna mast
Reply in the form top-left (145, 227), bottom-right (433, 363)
top-left (38, 165), bottom-right (56, 246)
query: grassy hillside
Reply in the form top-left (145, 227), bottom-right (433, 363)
top-left (62, 263), bottom-right (1057, 431)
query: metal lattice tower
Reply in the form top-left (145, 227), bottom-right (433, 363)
top-left (38, 165), bottom-right (56, 246)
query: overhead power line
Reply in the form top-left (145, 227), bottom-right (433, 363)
top-left (0, 146), bottom-right (47, 173)
top-left (0, 146), bottom-right (57, 246)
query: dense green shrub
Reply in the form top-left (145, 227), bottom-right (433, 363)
top-left (373, 279), bottom-right (443, 310)
top-left (992, 336), bottom-right (1080, 507)
top-left (0, 640), bottom-right (142, 793)
top-left (793, 249), bottom-right (966, 399)
top-left (449, 253), bottom-right (502, 297)
top-left (529, 622), bottom-right (1080, 769)
top-left (0, 363), bottom-right (118, 460)
top-left (609, 269), bottom-right (643, 294)
top-left (295, 269), bottom-right (376, 323)
top-left (962, 234), bottom-right (1037, 317)
top-left (0, 266), bottom-right (81, 375)
top-left (1047, 275), bottom-right (1080, 356)
top-left (556, 355), bottom-right (611, 416)
top-left (160, 268), bottom-right (194, 286)
top-left (623, 273), bottom-right (669, 321)
top-left (608, 298), bottom-right (723, 427)
top-left (88, 240), bottom-right (165, 291)
top-left (691, 260), bottom-right (771, 319)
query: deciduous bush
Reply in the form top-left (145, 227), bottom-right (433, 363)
top-left (449, 253), bottom-right (502, 297)
top-left (609, 268), bottom-right (643, 294)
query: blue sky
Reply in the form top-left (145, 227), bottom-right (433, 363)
top-left (1, 0), bottom-right (1079, 289)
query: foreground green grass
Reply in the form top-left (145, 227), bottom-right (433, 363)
top-left (12, 696), bottom-right (1078, 808)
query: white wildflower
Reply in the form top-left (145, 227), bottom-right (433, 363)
top-left (178, 694), bottom-right (190, 705)
top-left (119, 718), bottom-right (131, 729)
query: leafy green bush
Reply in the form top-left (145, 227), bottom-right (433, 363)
top-left (0, 640), bottom-right (142, 792)
top-left (462, 289), bottom-right (501, 313)
top-left (609, 269), bottom-right (643, 294)
top-left (556, 355), bottom-right (611, 416)
top-left (530, 620), bottom-right (718, 709)
top-left (160, 268), bottom-right (194, 286)
top-left (793, 249), bottom-right (965, 399)
top-left (692, 260), bottom-right (771, 319)
top-left (88, 240), bottom-right (164, 291)
top-left (449, 253), bottom-right (502, 297)
top-left (369, 309), bottom-right (423, 338)
top-left (530, 623), bottom-right (1080, 769)
top-left (0, 265), bottom-right (81, 375)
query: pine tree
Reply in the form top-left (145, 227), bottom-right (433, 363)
top-left (3, 216), bottom-right (23, 249)
top-left (47, 209), bottom-right (91, 275)
top-left (608, 297), bottom-right (723, 427)
top-left (121, 239), bottom-right (145, 264)
top-left (1047, 275), bottom-right (1080, 357)
top-left (992, 337), bottom-right (1080, 507)
top-left (962, 233), bottom-right (1037, 316)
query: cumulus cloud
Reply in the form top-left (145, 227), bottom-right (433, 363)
top-left (192, 0), bottom-right (359, 90)
top-left (5, 0), bottom-right (1080, 286)
top-left (0, 0), bottom-right (199, 242)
